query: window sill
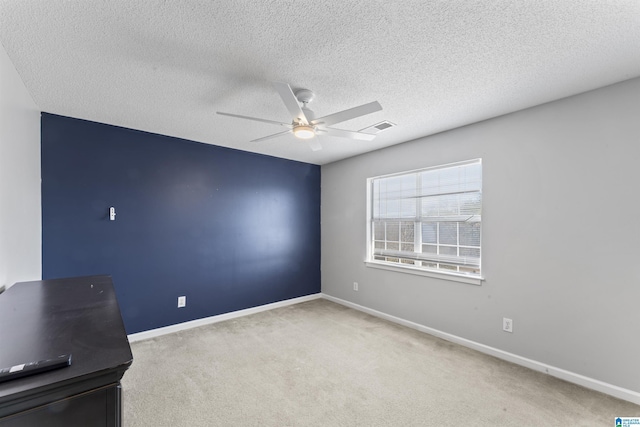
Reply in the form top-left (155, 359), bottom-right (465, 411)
top-left (365, 261), bottom-right (483, 286)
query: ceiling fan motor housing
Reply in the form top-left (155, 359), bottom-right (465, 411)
top-left (301, 106), bottom-right (315, 122)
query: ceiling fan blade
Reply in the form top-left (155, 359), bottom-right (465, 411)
top-left (250, 130), bottom-right (292, 143)
top-left (273, 82), bottom-right (308, 125)
top-left (217, 112), bottom-right (291, 127)
top-left (311, 101), bottom-right (382, 127)
top-left (319, 127), bottom-right (377, 141)
top-left (308, 136), bottom-right (322, 152)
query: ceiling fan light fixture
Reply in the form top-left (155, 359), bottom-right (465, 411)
top-left (293, 125), bottom-right (315, 139)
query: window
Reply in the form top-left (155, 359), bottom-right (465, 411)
top-left (367, 159), bottom-right (482, 281)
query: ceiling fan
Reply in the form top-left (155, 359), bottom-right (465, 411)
top-left (216, 82), bottom-right (382, 151)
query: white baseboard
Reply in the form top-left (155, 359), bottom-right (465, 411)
top-left (127, 293), bottom-right (322, 343)
top-left (321, 293), bottom-right (640, 406)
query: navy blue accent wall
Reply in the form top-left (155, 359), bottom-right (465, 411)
top-left (41, 113), bottom-right (320, 334)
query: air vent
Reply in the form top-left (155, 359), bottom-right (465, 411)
top-left (359, 120), bottom-right (396, 134)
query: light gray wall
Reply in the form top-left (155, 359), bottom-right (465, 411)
top-left (0, 43), bottom-right (41, 290)
top-left (321, 77), bottom-right (640, 393)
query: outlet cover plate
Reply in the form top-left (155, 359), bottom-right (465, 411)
top-left (503, 317), bottom-right (513, 333)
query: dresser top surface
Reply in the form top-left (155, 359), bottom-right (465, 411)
top-left (0, 275), bottom-right (133, 402)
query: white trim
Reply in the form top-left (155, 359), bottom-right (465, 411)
top-left (370, 158), bottom-right (482, 180)
top-left (321, 293), bottom-right (640, 406)
top-left (127, 293), bottom-right (322, 343)
top-left (365, 261), bottom-right (483, 286)
top-left (366, 159), bottom-right (484, 285)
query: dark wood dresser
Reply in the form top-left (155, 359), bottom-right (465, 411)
top-left (0, 275), bottom-right (133, 426)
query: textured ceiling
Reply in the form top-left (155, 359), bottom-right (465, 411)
top-left (1, 1), bottom-right (639, 165)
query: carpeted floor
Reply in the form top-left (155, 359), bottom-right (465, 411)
top-left (122, 299), bottom-right (638, 426)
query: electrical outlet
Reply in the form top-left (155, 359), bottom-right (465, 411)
top-left (178, 296), bottom-right (186, 308)
top-left (503, 317), bottom-right (513, 333)
top-left (353, 282), bottom-right (359, 291)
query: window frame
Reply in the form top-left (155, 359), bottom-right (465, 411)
top-left (365, 159), bottom-right (484, 286)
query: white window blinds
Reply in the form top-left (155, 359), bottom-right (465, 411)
top-left (369, 159), bottom-right (482, 277)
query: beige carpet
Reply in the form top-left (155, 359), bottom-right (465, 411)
top-left (122, 299), bottom-right (638, 426)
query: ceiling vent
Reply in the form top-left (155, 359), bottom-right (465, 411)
top-left (359, 120), bottom-right (396, 134)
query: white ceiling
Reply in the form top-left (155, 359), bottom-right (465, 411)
top-left (1, 1), bottom-right (639, 165)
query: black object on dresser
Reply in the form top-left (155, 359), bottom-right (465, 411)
top-left (0, 275), bottom-right (133, 427)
